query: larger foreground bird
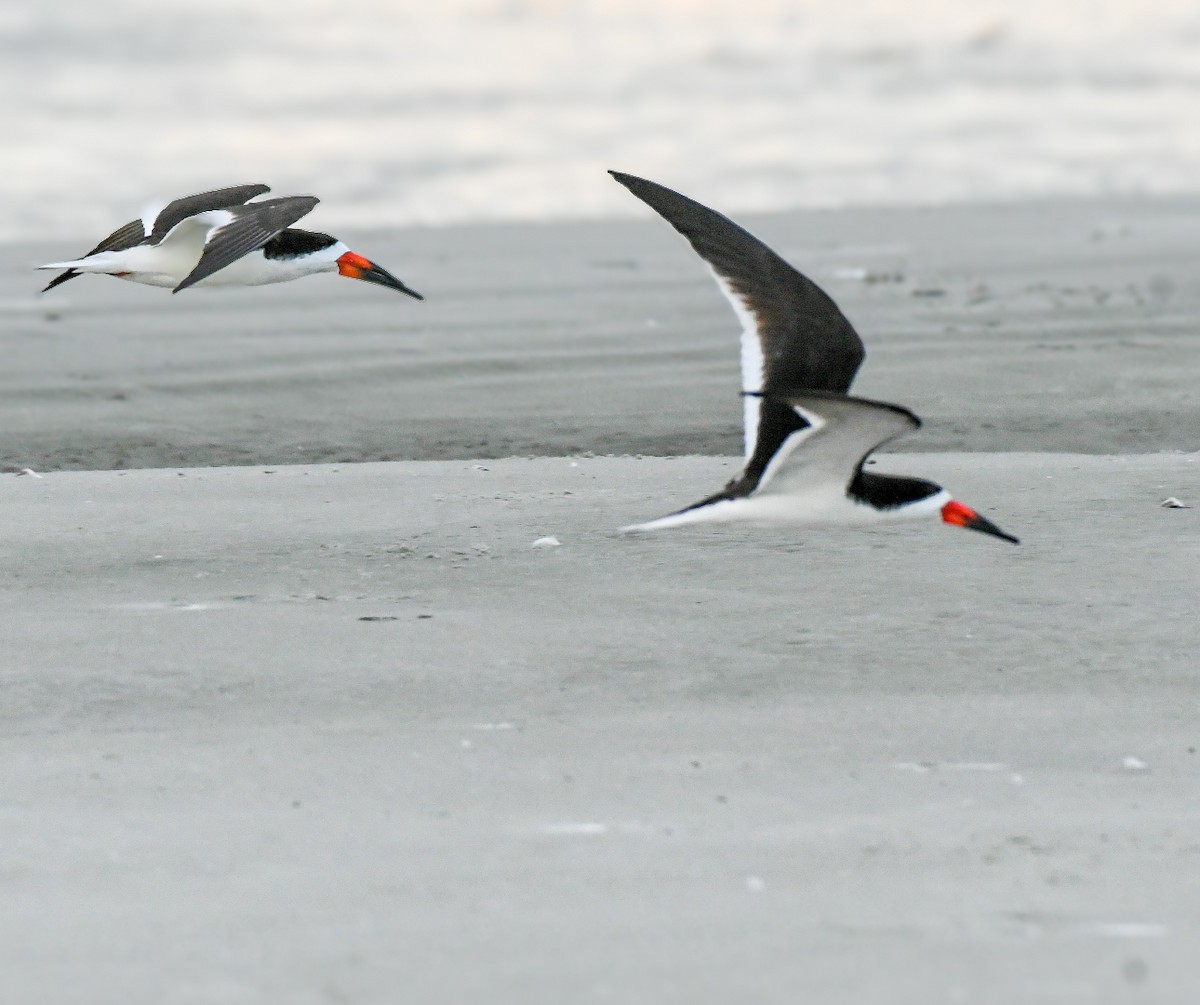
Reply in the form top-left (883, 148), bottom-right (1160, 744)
top-left (38, 184), bottom-right (422, 298)
top-left (610, 170), bottom-right (1017, 544)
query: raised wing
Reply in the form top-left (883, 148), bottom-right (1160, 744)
top-left (172, 195), bottom-right (319, 293)
top-left (609, 171), bottom-right (867, 458)
top-left (41, 183), bottom-right (270, 293)
top-left (144, 183), bottom-right (270, 245)
top-left (753, 391), bottom-right (920, 498)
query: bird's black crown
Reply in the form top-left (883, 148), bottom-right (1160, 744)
top-left (262, 228), bottom-right (338, 260)
top-left (849, 470), bottom-right (942, 510)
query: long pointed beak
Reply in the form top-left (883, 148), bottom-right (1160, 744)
top-left (941, 499), bottom-right (1020, 544)
top-left (337, 251), bottom-right (423, 300)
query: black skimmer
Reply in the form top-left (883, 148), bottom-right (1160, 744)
top-left (609, 170), bottom-right (1018, 544)
top-left (37, 184), bottom-right (423, 298)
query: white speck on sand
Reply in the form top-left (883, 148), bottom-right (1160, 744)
top-left (113, 601), bottom-right (222, 612)
top-left (893, 761), bottom-right (1007, 773)
top-left (542, 822), bottom-right (608, 836)
top-left (1086, 922), bottom-right (1169, 939)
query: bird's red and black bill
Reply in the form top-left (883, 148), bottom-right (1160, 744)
top-left (337, 252), bottom-right (423, 299)
top-left (941, 500), bottom-right (1019, 544)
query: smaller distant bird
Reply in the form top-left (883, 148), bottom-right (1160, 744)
top-left (609, 170), bottom-right (1017, 544)
top-left (38, 184), bottom-right (423, 298)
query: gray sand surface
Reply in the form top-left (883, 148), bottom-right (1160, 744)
top-left (2, 200), bottom-right (1199, 1003)
top-left (3, 454), bottom-right (1198, 1003)
top-left (3, 196), bottom-right (1199, 470)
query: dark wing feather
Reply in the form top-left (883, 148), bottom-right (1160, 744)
top-left (146, 183), bottom-right (271, 245)
top-left (608, 170), bottom-right (865, 395)
top-left (687, 396), bottom-right (810, 507)
top-left (172, 196), bottom-right (320, 293)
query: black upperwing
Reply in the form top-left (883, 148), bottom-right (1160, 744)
top-left (41, 183), bottom-right (270, 293)
top-left (609, 171), bottom-right (868, 497)
top-left (608, 171), bottom-right (866, 397)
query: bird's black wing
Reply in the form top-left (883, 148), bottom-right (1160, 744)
top-left (146, 183), bottom-right (271, 244)
top-left (609, 171), bottom-right (866, 397)
top-left (610, 170), bottom-right (872, 506)
top-left (173, 196), bottom-right (320, 293)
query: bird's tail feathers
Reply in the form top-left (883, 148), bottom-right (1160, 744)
top-left (36, 254), bottom-right (123, 273)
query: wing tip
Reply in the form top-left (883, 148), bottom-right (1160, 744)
top-left (609, 169), bottom-right (652, 189)
top-left (609, 170), bottom-right (661, 201)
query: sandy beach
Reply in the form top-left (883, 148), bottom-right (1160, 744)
top-left (3, 199), bottom-right (1199, 1003)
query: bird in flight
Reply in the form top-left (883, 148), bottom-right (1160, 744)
top-left (609, 170), bottom-right (1017, 544)
top-left (38, 184), bottom-right (422, 298)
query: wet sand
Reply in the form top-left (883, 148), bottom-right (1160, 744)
top-left (2, 199), bottom-right (1199, 1003)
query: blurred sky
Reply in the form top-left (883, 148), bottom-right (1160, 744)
top-left (2, 0), bottom-right (1199, 238)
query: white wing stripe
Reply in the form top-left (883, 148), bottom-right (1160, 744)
top-left (138, 198), bottom-right (169, 238)
top-left (709, 267), bottom-right (765, 459)
top-left (741, 395), bottom-right (761, 462)
top-left (194, 210), bottom-right (238, 243)
top-left (154, 209), bottom-right (234, 246)
top-left (708, 267), bottom-right (764, 392)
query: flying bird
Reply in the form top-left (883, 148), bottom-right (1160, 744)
top-left (609, 170), bottom-right (1017, 544)
top-left (38, 184), bottom-right (422, 298)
